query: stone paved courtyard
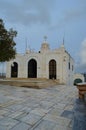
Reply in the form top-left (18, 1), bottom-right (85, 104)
top-left (0, 84), bottom-right (78, 130)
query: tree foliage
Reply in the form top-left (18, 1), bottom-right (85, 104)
top-left (0, 19), bottom-right (17, 62)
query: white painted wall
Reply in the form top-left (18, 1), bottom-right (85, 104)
top-left (6, 42), bottom-right (74, 85)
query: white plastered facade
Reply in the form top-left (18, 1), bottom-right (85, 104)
top-left (6, 41), bottom-right (74, 85)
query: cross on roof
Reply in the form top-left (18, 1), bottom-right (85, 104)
top-left (44, 36), bottom-right (47, 42)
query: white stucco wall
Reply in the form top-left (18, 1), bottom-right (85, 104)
top-left (6, 42), bottom-right (74, 85)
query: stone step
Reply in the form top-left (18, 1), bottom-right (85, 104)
top-left (0, 78), bottom-right (59, 89)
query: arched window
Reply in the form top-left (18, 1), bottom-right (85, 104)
top-left (28, 59), bottom-right (37, 78)
top-left (11, 62), bottom-right (18, 77)
top-left (49, 59), bottom-right (56, 79)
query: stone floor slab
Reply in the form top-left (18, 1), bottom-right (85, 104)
top-left (0, 84), bottom-right (78, 130)
top-left (32, 120), bottom-right (57, 130)
top-left (48, 107), bottom-right (64, 116)
top-left (43, 114), bottom-right (71, 126)
top-left (30, 108), bottom-right (49, 117)
top-left (10, 122), bottom-right (31, 130)
top-left (61, 110), bottom-right (74, 119)
top-left (20, 113), bottom-right (42, 126)
top-left (0, 117), bottom-right (19, 129)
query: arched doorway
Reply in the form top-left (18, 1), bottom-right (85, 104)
top-left (49, 59), bottom-right (56, 79)
top-left (28, 59), bottom-right (37, 78)
top-left (74, 78), bottom-right (82, 85)
top-left (11, 62), bottom-right (18, 78)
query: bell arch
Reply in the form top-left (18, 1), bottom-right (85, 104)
top-left (11, 62), bottom-right (18, 78)
top-left (28, 59), bottom-right (37, 78)
top-left (49, 59), bottom-right (56, 79)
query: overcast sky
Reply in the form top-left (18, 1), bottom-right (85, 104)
top-left (0, 0), bottom-right (86, 73)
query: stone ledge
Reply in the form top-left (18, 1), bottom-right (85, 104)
top-left (0, 78), bottom-right (58, 89)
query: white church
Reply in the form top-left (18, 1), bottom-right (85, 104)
top-left (6, 37), bottom-right (74, 85)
